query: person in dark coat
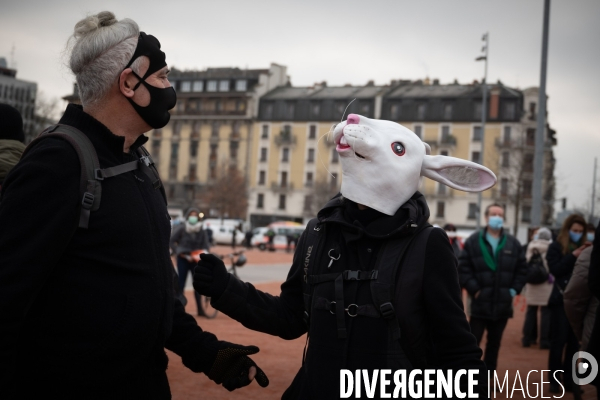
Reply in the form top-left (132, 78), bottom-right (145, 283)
top-left (546, 213), bottom-right (590, 393)
top-left (170, 207), bottom-right (210, 315)
top-left (0, 12), bottom-right (267, 398)
top-left (459, 203), bottom-right (528, 371)
top-left (586, 221), bottom-right (600, 394)
top-left (193, 111), bottom-right (499, 399)
top-left (0, 103), bottom-right (26, 188)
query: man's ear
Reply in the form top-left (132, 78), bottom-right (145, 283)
top-left (421, 155), bottom-right (496, 192)
top-left (119, 68), bottom-right (137, 99)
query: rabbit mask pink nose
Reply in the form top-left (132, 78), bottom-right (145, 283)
top-left (346, 114), bottom-right (360, 125)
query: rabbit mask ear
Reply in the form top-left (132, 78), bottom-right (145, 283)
top-left (421, 155), bottom-right (497, 192)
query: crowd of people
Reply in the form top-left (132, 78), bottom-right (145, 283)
top-left (449, 205), bottom-right (599, 397)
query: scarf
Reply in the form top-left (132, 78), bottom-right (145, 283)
top-left (185, 221), bottom-right (202, 233)
top-left (479, 231), bottom-right (507, 271)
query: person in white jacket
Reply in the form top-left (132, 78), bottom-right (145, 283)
top-left (522, 227), bottom-right (554, 348)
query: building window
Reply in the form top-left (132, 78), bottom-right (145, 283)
top-left (261, 124), bottom-right (269, 138)
top-left (417, 103), bottom-right (427, 120)
top-left (413, 125), bottom-right (423, 139)
top-left (152, 139), bottom-right (161, 161)
top-left (529, 102), bottom-right (536, 120)
top-left (193, 81), bottom-right (203, 92)
top-left (335, 102), bottom-right (346, 117)
top-left (188, 165), bottom-right (197, 182)
top-left (264, 103), bottom-right (274, 119)
top-left (522, 205), bottom-right (532, 222)
top-left (437, 184), bottom-right (447, 195)
top-left (441, 125), bottom-right (451, 142)
top-left (286, 102), bottom-right (295, 119)
top-left (181, 81), bottom-right (191, 92)
top-left (230, 140), bottom-right (239, 159)
top-left (207, 80), bottom-right (217, 92)
top-left (468, 203), bottom-right (478, 219)
top-left (523, 179), bottom-right (532, 198)
top-left (282, 148), bottom-right (290, 162)
top-left (500, 178), bottom-right (508, 196)
top-left (218, 80), bottom-right (230, 92)
top-left (306, 172), bottom-right (314, 187)
top-left (304, 195), bottom-right (313, 212)
top-left (436, 201), bottom-right (445, 218)
top-left (503, 126), bottom-right (511, 143)
top-left (170, 142), bottom-right (179, 160)
top-left (331, 148), bottom-right (339, 164)
top-left (281, 171), bottom-right (288, 187)
top-left (235, 80), bottom-right (247, 91)
top-left (311, 103), bottom-right (320, 117)
top-left (471, 151), bottom-right (481, 164)
top-left (443, 104), bottom-right (453, 120)
top-left (390, 104), bottom-right (401, 120)
top-left (503, 102), bottom-right (516, 120)
top-left (258, 170), bottom-right (266, 185)
top-left (278, 194), bottom-right (286, 210)
top-left (360, 103), bottom-right (370, 115)
top-left (440, 150), bottom-right (448, 156)
top-left (307, 148), bottom-right (315, 163)
top-left (309, 125), bottom-right (317, 139)
top-left (260, 147), bottom-right (268, 162)
top-left (473, 126), bottom-right (482, 142)
top-left (474, 102), bottom-right (482, 120)
top-left (502, 152), bottom-right (509, 168)
top-left (524, 153), bottom-right (534, 172)
top-left (190, 140), bottom-right (199, 157)
top-left (211, 121), bottom-right (219, 138)
top-left (526, 128), bottom-right (536, 146)
top-left (257, 193), bottom-right (264, 209)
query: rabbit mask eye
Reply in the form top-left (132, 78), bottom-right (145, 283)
top-left (391, 142), bottom-right (406, 156)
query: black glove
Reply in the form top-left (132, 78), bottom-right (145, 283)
top-left (207, 342), bottom-right (269, 391)
top-left (193, 253), bottom-right (230, 299)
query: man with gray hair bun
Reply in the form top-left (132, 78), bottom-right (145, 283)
top-left (0, 11), bottom-right (268, 398)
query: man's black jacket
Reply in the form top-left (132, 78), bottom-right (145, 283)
top-left (458, 228), bottom-right (527, 320)
top-left (0, 105), bottom-right (219, 398)
top-left (210, 193), bottom-right (486, 399)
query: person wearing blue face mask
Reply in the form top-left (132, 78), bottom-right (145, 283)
top-left (459, 203), bottom-right (528, 373)
top-left (546, 214), bottom-right (590, 393)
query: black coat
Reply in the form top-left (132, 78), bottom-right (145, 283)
top-left (458, 228), bottom-right (527, 320)
top-left (211, 193), bottom-right (486, 399)
top-left (0, 105), bottom-right (219, 398)
top-left (587, 222), bottom-right (600, 384)
top-left (546, 240), bottom-right (578, 306)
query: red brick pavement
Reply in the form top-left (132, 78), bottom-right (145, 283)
top-left (167, 250), bottom-right (598, 400)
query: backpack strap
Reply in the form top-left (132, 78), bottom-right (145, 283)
top-left (22, 124), bottom-right (103, 229)
top-left (301, 218), bottom-right (324, 327)
top-left (370, 223), bottom-right (433, 341)
top-left (135, 145), bottom-right (167, 204)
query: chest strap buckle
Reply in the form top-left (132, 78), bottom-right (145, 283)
top-left (379, 302), bottom-right (395, 319)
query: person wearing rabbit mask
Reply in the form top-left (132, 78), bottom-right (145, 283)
top-left (194, 114), bottom-right (496, 399)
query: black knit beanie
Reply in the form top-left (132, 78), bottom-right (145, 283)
top-left (0, 103), bottom-right (25, 143)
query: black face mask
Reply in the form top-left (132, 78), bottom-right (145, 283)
top-left (122, 32), bottom-right (177, 129)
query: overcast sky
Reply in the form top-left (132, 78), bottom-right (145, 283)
top-left (2, 0), bottom-right (599, 217)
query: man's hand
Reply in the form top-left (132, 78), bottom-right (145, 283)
top-left (193, 253), bottom-right (230, 299)
top-left (207, 342), bottom-right (269, 391)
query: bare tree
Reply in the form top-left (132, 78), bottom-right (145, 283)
top-left (304, 178), bottom-right (340, 217)
top-left (25, 92), bottom-right (62, 143)
top-left (202, 162), bottom-right (248, 219)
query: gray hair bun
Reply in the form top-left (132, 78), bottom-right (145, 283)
top-left (73, 11), bottom-right (118, 38)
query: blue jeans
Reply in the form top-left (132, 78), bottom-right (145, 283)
top-left (176, 256), bottom-right (202, 315)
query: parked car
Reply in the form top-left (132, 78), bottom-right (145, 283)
top-left (253, 222), bottom-right (306, 251)
top-left (211, 224), bottom-right (245, 245)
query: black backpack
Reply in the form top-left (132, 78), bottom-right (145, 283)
top-left (526, 248), bottom-right (549, 284)
top-left (21, 124), bottom-right (166, 229)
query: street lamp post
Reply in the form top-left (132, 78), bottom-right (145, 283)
top-left (475, 33), bottom-right (489, 232)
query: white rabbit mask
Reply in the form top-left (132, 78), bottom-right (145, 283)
top-left (332, 114), bottom-right (497, 216)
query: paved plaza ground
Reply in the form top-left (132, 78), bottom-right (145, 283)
top-left (167, 246), bottom-right (597, 399)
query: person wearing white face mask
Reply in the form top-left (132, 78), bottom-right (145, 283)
top-left (458, 203), bottom-right (528, 372)
top-left (546, 213), bottom-right (590, 393)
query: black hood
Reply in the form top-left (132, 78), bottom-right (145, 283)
top-left (316, 191), bottom-right (431, 240)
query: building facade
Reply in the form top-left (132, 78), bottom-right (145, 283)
top-left (148, 63), bottom-right (288, 213)
top-left (0, 57), bottom-right (37, 142)
top-left (247, 78), bottom-right (557, 240)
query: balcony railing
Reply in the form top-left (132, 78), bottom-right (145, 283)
top-left (274, 131), bottom-right (297, 146)
top-left (271, 182), bottom-right (295, 192)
